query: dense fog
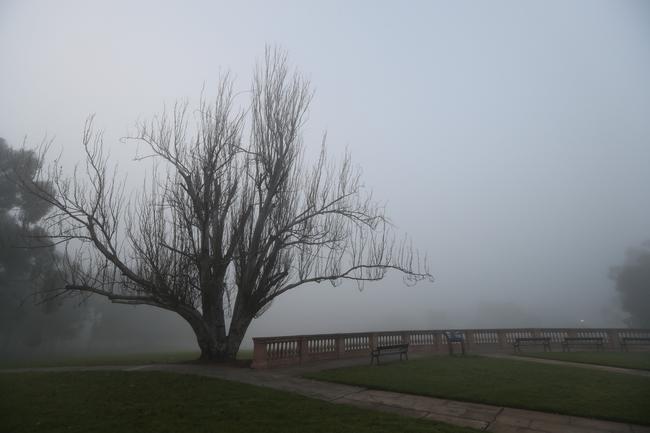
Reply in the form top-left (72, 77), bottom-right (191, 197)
top-left (1, 0), bottom-right (649, 357)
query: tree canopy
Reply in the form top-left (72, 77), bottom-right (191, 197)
top-left (611, 241), bottom-right (650, 328)
top-left (23, 49), bottom-right (432, 360)
top-left (0, 138), bottom-right (87, 354)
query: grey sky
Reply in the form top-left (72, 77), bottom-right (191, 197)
top-left (1, 0), bottom-right (649, 346)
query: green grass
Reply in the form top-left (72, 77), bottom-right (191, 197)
top-left (0, 350), bottom-right (252, 370)
top-left (519, 351), bottom-right (650, 371)
top-left (0, 371), bottom-right (478, 433)
top-left (306, 355), bottom-right (650, 425)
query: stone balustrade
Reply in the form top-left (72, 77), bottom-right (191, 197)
top-left (251, 328), bottom-right (650, 368)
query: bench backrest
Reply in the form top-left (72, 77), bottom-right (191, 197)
top-left (377, 343), bottom-right (408, 350)
top-left (444, 331), bottom-right (464, 342)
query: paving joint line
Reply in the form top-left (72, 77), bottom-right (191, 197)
top-left (328, 387), bottom-right (368, 402)
top-left (333, 392), bottom-right (432, 420)
top-left (483, 406), bottom-right (505, 431)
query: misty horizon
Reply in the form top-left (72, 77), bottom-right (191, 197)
top-left (1, 0), bottom-right (649, 357)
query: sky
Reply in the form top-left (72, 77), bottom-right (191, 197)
top-left (1, 0), bottom-right (649, 350)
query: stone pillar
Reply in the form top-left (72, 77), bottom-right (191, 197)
top-left (370, 333), bottom-right (378, 352)
top-left (463, 330), bottom-right (472, 353)
top-left (298, 337), bottom-right (308, 363)
top-left (497, 330), bottom-right (508, 352)
top-left (336, 335), bottom-right (346, 359)
top-left (251, 338), bottom-right (268, 369)
top-left (432, 331), bottom-right (440, 353)
top-left (607, 329), bottom-right (621, 351)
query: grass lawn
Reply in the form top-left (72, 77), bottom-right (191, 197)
top-left (519, 351), bottom-right (650, 371)
top-left (0, 371), bottom-right (477, 433)
top-left (0, 350), bottom-right (252, 370)
top-left (306, 355), bottom-right (650, 425)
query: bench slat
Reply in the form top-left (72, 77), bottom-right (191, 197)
top-left (562, 337), bottom-right (604, 352)
top-left (370, 343), bottom-right (409, 365)
top-left (513, 337), bottom-right (551, 353)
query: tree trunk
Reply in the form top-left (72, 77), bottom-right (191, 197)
top-left (188, 309), bottom-right (255, 362)
top-left (197, 337), bottom-right (225, 361)
top-left (225, 312), bottom-right (254, 359)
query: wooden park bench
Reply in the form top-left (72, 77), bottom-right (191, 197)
top-left (621, 337), bottom-right (650, 352)
top-left (370, 343), bottom-right (409, 365)
top-left (561, 337), bottom-right (604, 352)
top-left (444, 331), bottom-right (466, 355)
top-left (513, 337), bottom-right (551, 353)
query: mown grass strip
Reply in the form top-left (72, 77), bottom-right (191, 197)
top-left (519, 351), bottom-right (650, 371)
top-left (0, 371), bottom-right (478, 433)
top-left (306, 355), bottom-right (650, 425)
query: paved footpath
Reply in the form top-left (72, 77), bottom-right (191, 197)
top-left (3, 358), bottom-right (650, 433)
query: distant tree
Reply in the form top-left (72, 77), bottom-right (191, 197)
top-left (22, 49), bottom-right (432, 361)
top-left (610, 241), bottom-right (650, 328)
top-left (0, 138), bottom-right (87, 354)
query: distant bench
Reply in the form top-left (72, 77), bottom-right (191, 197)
top-left (444, 331), bottom-right (466, 355)
top-left (621, 337), bottom-right (650, 352)
top-left (513, 337), bottom-right (551, 353)
top-left (370, 343), bottom-right (409, 365)
top-left (562, 337), bottom-right (604, 352)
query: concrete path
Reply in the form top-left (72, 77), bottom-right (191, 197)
top-left (485, 353), bottom-right (650, 378)
top-left (3, 358), bottom-right (650, 433)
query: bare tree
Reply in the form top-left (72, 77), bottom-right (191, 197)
top-left (22, 49), bottom-right (432, 361)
